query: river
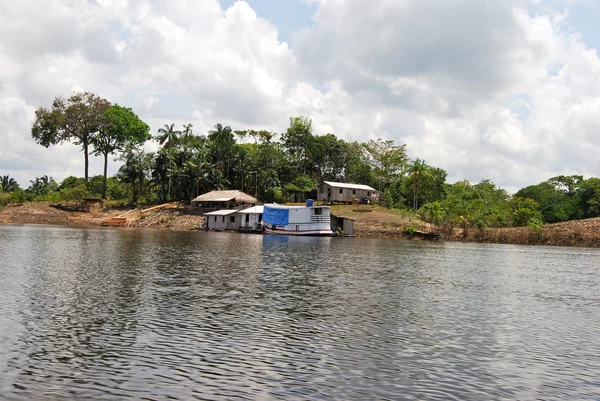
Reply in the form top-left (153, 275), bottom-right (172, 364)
top-left (0, 224), bottom-right (599, 400)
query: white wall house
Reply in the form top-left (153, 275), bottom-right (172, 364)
top-left (237, 206), bottom-right (264, 230)
top-left (204, 209), bottom-right (240, 230)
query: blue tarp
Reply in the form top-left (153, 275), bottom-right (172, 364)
top-left (263, 205), bottom-right (289, 226)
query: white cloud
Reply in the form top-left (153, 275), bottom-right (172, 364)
top-left (1, 0), bottom-right (599, 193)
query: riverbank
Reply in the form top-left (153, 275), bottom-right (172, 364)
top-left (331, 204), bottom-right (600, 247)
top-left (2, 202), bottom-right (600, 247)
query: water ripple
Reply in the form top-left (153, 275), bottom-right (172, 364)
top-left (1, 226), bottom-right (599, 400)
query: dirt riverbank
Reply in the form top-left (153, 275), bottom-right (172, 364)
top-left (2, 202), bottom-right (600, 247)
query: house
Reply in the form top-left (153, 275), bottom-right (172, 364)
top-left (317, 181), bottom-right (379, 204)
top-left (237, 205), bottom-right (264, 231)
top-left (204, 209), bottom-right (240, 230)
top-left (191, 190), bottom-right (257, 209)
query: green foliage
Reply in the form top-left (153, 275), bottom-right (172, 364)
top-left (60, 183), bottom-right (89, 201)
top-left (364, 138), bottom-right (408, 188)
top-left (27, 175), bottom-right (59, 199)
top-left (418, 201), bottom-right (444, 226)
top-left (282, 116), bottom-right (322, 176)
top-left (1, 175), bottom-right (21, 192)
top-left (9, 189), bottom-right (27, 204)
top-left (31, 92), bottom-right (111, 181)
top-left (404, 224), bottom-right (417, 235)
top-left (528, 217), bottom-right (544, 239)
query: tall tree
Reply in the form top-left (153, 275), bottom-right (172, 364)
top-left (31, 92), bottom-right (110, 181)
top-left (118, 147), bottom-right (151, 204)
top-left (92, 105), bottom-right (151, 198)
top-left (408, 158), bottom-right (434, 212)
top-left (364, 139), bottom-right (408, 187)
top-left (282, 116), bottom-right (321, 176)
top-left (208, 123), bottom-right (236, 182)
top-left (156, 123), bottom-right (182, 149)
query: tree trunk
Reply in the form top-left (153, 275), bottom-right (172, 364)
top-left (84, 140), bottom-right (90, 182)
top-left (132, 180), bottom-right (138, 205)
top-left (102, 152), bottom-right (108, 199)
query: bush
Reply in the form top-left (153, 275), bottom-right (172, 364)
top-left (9, 190), bottom-right (27, 204)
top-left (513, 207), bottom-right (543, 227)
top-left (528, 217), bottom-right (544, 239)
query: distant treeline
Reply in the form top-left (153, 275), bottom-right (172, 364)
top-left (2, 91), bottom-right (600, 231)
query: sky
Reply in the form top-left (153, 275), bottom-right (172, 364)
top-left (2, 0), bottom-right (600, 193)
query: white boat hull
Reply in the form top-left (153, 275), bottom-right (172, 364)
top-left (263, 223), bottom-right (333, 236)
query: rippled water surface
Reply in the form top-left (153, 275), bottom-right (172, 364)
top-left (1, 224), bottom-right (599, 400)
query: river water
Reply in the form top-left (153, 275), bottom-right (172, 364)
top-left (0, 224), bottom-right (599, 400)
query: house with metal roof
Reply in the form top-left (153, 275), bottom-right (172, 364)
top-left (317, 181), bottom-right (379, 204)
top-left (203, 209), bottom-right (240, 230)
top-left (237, 205), bottom-right (264, 231)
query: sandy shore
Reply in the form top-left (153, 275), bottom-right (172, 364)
top-left (2, 202), bottom-right (600, 247)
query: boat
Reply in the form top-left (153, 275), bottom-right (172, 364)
top-left (262, 200), bottom-right (333, 236)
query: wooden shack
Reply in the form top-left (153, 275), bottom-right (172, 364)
top-left (317, 181), bottom-right (379, 204)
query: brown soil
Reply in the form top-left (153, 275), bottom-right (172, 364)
top-left (332, 204), bottom-right (600, 247)
top-left (0, 202), bottom-right (205, 231)
top-left (2, 202), bottom-right (600, 247)
top-left (444, 218), bottom-right (600, 248)
top-left (331, 205), bottom-right (433, 239)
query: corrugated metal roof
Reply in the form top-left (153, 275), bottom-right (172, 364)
top-left (237, 206), bottom-right (264, 214)
top-left (321, 181), bottom-right (377, 191)
top-left (204, 209), bottom-right (239, 216)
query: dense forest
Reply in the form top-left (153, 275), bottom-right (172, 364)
top-left (2, 91), bottom-right (600, 230)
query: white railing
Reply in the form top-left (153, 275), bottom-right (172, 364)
top-left (311, 216), bottom-right (330, 224)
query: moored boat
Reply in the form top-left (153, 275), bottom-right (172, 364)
top-left (262, 201), bottom-right (333, 236)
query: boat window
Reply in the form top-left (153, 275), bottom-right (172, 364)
top-left (314, 208), bottom-right (323, 215)
top-left (258, 214), bottom-right (262, 222)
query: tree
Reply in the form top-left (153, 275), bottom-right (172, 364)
top-left (282, 116), bottom-right (322, 176)
top-left (313, 134), bottom-right (348, 182)
top-left (364, 139), bottom-right (408, 187)
top-left (31, 92), bottom-right (110, 181)
top-left (156, 123), bottom-right (182, 149)
top-left (407, 158), bottom-right (434, 212)
top-left (92, 105), bottom-right (151, 198)
top-left (1, 175), bottom-right (20, 192)
top-left (208, 123), bottom-right (236, 182)
top-left (118, 147), bottom-right (150, 204)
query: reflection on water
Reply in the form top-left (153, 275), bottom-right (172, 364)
top-left (1, 225), bottom-right (600, 400)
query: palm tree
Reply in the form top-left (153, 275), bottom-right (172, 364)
top-left (408, 158), bottom-right (434, 212)
top-left (156, 123), bottom-right (182, 149)
top-left (118, 148), bottom-right (148, 204)
top-left (208, 123), bottom-right (236, 183)
top-left (1, 175), bottom-right (20, 192)
top-left (181, 123), bottom-right (193, 143)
